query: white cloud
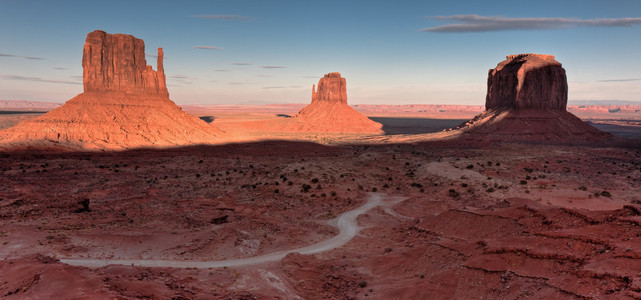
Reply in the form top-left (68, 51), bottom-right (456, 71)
top-left (422, 15), bottom-right (641, 33)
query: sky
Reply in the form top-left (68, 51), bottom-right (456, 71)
top-left (1, 0), bottom-right (640, 105)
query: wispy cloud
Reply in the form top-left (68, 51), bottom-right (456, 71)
top-left (229, 81), bottom-right (255, 85)
top-left (597, 78), bottom-right (641, 82)
top-left (168, 74), bottom-right (195, 85)
top-left (0, 74), bottom-right (80, 85)
top-left (146, 53), bottom-right (158, 58)
top-left (260, 65), bottom-right (286, 69)
top-left (262, 86), bottom-right (302, 89)
top-left (53, 67), bottom-right (67, 70)
top-left (194, 46), bottom-right (223, 50)
top-left (421, 15), bottom-right (641, 33)
top-left (215, 69), bottom-right (230, 72)
top-left (192, 14), bottom-right (252, 21)
top-left (230, 62), bottom-right (252, 65)
top-left (256, 74), bottom-right (271, 77)
top-left (0, 53), bottom-right (45, 60)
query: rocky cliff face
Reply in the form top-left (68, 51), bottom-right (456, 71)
top-left (486, 54), bottom-right (567, 110)
top-left (82, 30), bottom-right (168, 97)
top-left (311, 72), bottom-right (347, 104)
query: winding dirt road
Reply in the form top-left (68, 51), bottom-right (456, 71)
top-left (60, 193), bottom-right (400, 269)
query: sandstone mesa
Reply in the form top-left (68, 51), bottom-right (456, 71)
top-left (457, 53), bottom-right (608, 142)
top-left (0, 30), bottom-right (223, 150)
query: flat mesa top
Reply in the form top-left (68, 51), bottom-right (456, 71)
top-left (499, 53), bottom-right (562, 69)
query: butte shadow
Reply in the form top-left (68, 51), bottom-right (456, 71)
top-left (0, 30), bottom-right (224, 151)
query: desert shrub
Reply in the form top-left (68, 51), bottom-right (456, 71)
top-left (301, 184), bottom-right (312, 192)
top-left (448, 189), bottom-right (459, 197)
top-left (466, 164), bottom-right (474, 169)
top-left (311, 178), bottom-right (319, 183)
top-left (578, 186), bottom-right (587, 191)
top-left (601, 190), bottom-right (612, 197)
top-left (520, 180), bottom-right (528, 185)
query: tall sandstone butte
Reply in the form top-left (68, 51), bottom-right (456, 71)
top-left (457, 53), bottom-right (607, 142)
top-left (285, 72), bottom-right (382, 134)
top-left (486, 54), bottom-right (567, 110)
top-left (83, 30), bottom-right (168, 96)
top-left (311, 72), bottom-right (348, 104)
top-left (0, 30), bottom-right (223, 150)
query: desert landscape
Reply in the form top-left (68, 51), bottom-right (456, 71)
top-left (1, 4), bottom-right (641, 299)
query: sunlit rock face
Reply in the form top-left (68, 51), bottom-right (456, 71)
top-left (486, 54), bottom-right (567, 111)
top-left (311, 72), bottom-right (347, 105)
top-left (82, 30), bottom-right (168, 97)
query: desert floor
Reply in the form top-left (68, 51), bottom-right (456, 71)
top-left (2, 105), bottom-right (641, 299)
top-left (1, 136), bottom-right (641, 298)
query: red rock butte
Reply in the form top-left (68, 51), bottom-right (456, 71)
top-left (486, 54), bottom-right (567, 110)
top-left (457, 53), bottom-right (608, 142)
top-left (282, 72), bottom-right (383, 134)
top-left (82, 30), bottom-right (168, 97)
top-left (0, 30), bottom-right (223, 150)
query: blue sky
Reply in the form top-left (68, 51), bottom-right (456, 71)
top-left (1, 0), bottom-right (640, 105)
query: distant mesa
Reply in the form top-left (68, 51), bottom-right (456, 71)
top-left (0, 30), bottom-right (223, 150)
top-left (280, 72), bottom-right (383, 134)
top-left (311, 72), bottom-right (347, 105)
top-left (457, 53), bottom-right (608, 141)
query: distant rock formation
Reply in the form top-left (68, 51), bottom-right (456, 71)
top-left (311, 72), bottom-right (347, 104)
top-left (457, 54), bottom-right (608, 142)
top-left (486, 54), bottom-right (567, 110)
top-left (0, 30), bottom-right (222, 150)
top-left (282, 72), bottom-right (382, 134)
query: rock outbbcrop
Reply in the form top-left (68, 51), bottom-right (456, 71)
top-left (0, 30), bottom-right (222, 150)
top-left (457, 53), bottom-right (608, 142)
